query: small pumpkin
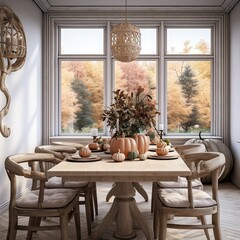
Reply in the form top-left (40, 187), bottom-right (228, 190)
top-left (79, 147), bottom-right (91, 157)
top-left (101, 142), bottom-right (110, 151)
top-left (88, 142), bottom-right (99, 150)
top-left (139, 153), bottom-right (148, 160)
top-left (127, 151), bottom-right (138, 160)
top-left (112, 149), bottom-right (125, 162)
top-left (156, 147), bottom-right (169, 156)
top-left (156, 140), bottom-right (167, 148)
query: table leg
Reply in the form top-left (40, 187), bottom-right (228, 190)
top-left (132, 182), bottom-right (148, 202)
top-left (94, 182), bottom-right (153, 240)
top-left (106, 182), bottom-right (148, 202)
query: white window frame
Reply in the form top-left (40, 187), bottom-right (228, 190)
top-left (42, 12), bottom-right (229, 145)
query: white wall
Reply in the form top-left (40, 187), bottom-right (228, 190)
top-left (0, 0), bottom-right (43, 213)
top-left (230, 1), bottom-right (240, 187)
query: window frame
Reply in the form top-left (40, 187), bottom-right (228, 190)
top-left (43, 12), bottom-right (229, 144)
top-left (164, 25), bottom-right (215, 135)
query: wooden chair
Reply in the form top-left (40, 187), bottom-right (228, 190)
top-left (51, 141), bottom-right (98, 216)
top-left (5, 153), bottom-right (81, 240)
top-left (153, 152), bottom-right (225, 240)
top-left (34, 144), bottom-right (96, 235)
top-left (151, 144), bottom-right (206, 212)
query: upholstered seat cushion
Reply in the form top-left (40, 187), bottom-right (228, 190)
top-left (158, 188), bottom-right (217, 208)
top-left (45, 176), bottom-right (89, 188)
top-left (16, 189), bottom-right (77, 208)
top-left (157, 177), bottom-right (202, 188)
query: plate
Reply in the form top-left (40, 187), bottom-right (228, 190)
top-left (66, 155), bottom-right (102, 162)
top-left (104, 149), bottom-right (111, 154)
top-left (90, 148), bottom-right (104, 152)
top-left (147, 154), bottom-right (179, 160)
top-left (149, 147), bottom-right (174, 152)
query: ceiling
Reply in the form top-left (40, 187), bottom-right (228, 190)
top-left (34, 0), bottom-right (239, 13)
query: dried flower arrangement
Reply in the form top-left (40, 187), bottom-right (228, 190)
top-left (102, 86), bottom-right (160, 138)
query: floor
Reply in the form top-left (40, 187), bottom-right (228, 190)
top-left (0, 181), bottom-right (239, 240)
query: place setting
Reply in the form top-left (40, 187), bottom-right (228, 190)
top-left (147, 153), bottom-right (179, 160)
top-left (66, 154), bottom-right (102, 162)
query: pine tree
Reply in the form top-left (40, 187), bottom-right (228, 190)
top-left (71, 79), bottom-right (93, 131)
top-left (178, 65), bottom-right (201, 132)
top-left (178, 65), bottom-right (199, 105)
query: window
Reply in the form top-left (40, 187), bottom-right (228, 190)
top-left (60, 28), bottom-right (104, 54)
top-left (56, 23), bottom-right (218, 137)
top-left (166, 28), bottom-right (212, 134)
top-left (166, 28), bottom-right (211, 55)
top-left (60, 60), bottom-right (104, 134)
top-left (167, 61), bottom-right (211, 133)
top-left (59, 28), bottom-right (105, 135)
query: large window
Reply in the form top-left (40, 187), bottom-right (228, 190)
top-left (60, 60), bottom-right (104, 134)
top-left (166, 28), bottom-right (212, 134)
top-left (58, 24), bottom-right (215, 136)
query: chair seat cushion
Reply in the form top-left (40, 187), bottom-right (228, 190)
top-left (157, 177), bottom-right (202, 188)
top-left (158, 188), bottom-right (216, 208)
top-left (46, 176), bottom-right (89, 188)
top-left (16, 189), bottom-right (77, 209)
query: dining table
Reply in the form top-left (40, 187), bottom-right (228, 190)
top-left (47, 149), bottom-right (191, 240)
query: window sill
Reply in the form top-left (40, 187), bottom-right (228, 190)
top-left (50, 135), bottom-right (222, 146)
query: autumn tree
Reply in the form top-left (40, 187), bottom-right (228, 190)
top-left (116, 62), bottom-right (152, 93)
top-left (71, 79), bottom-right (93, 131)
top-left (177, 65), bottom-right (202, 132)
top-left (61, 62), bottom-right (80, 132)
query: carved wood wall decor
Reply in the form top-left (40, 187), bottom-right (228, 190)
top-left (0, 5), bottom-right (26, 137)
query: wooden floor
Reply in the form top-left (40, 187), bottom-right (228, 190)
top-left (0, 181), bottom-right (239, 240)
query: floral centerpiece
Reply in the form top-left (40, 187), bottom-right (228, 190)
top-left (102, 86), bottom-right (160, 138)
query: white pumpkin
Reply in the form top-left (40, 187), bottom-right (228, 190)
top-left (185, 131), bottom-right (233, 182)
top-left (139, 153), bottom-right (148, 160)
top-left (112, 149), bottom-right (125, 162)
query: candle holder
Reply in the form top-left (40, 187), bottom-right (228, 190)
top-left (91, 128), bottom-right (98, 142)
top-left (158, 129), bottom-right (165, 140)
top-left (154, 126), bottom-right (165, 140)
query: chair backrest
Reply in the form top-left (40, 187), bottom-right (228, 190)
top-left (52, 141), bottom-right (84, 150)
top-left (5, 153), bottom-right (58, 208)
top-left (174, 144), bottom-right (206, 158)
top-left (35, 145), bottom-right (77, 160)
top-left (183, 152), bottom-right (225, 207)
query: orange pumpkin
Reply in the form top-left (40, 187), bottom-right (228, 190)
top-left (110, 137), bottom-right (138, 159)
top-left (134, 134), bottom-right (150, 154)
top-left (156, 140), bottom-right (167, 148)
top-left (79, 147), bottom-right (91, 157)
top-left (88, 142), bottom-right (99, 150)
top-left (156, 147), bottom-right (169, 156)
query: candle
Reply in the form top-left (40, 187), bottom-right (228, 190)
top-left (116, 118), bottom-right (119, 132)
top-left (159, 124), bottom-right (164, 131)
top-left (91, 128), bottom-right (98, 136)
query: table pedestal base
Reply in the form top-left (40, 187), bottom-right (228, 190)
top-left (95, 182), bottom-right (153, 240)
top-left (106, 182), bottom-right (148, 202)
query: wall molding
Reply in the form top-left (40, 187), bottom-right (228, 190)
top-left (33, 0), bottom-right (239, 13)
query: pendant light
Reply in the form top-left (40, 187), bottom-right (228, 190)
top-left (111, 0), bottom-right (141, 62)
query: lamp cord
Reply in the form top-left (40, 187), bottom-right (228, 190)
top-left (125, 0), bottom-right (127, 22)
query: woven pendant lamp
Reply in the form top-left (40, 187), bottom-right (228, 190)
top-left (111, 0), bottom-right (141, 62)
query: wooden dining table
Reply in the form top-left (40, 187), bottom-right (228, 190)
top-left (47, 150), bottom-right (191, 240)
